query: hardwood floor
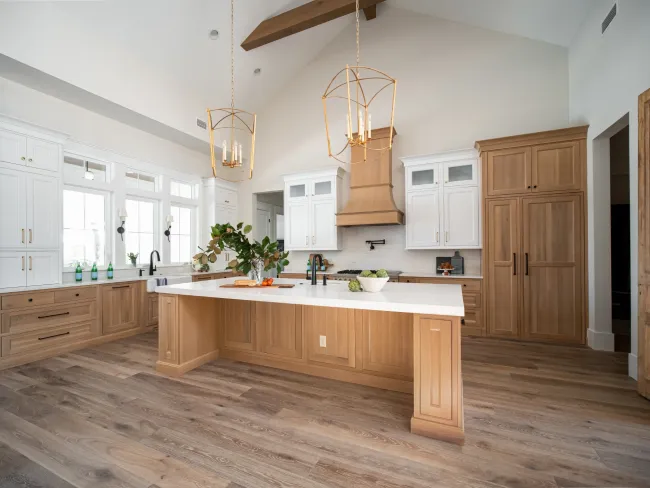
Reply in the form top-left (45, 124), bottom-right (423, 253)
top-left (0, 333), bottom-right (649, 488)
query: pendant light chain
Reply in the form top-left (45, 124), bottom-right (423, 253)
top-left (230, 0), bottom-right (235, 110)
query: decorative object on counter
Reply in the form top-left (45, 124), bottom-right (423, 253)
top-left (357, 269), bottom-right (389, 293)
top-left (192, 258), bottom-right (210, 272)
top-left (116, 208), bottom-right (128, 241)
top-left (91, 263), bottom-right (98, 281)
top-left (107, 262), bottom-right (113, 279)
top-left (75, 262), bottom-right (83, 282)
top-left (450, 250), bottom-right (464, 275)
top-left (164, 214), bottom-right (174, 242)
top-left (436, 256), bottom-right (453, 275)
top-left (306, 259), bottom-right (311, 272)
top-left (127, 253), bottom-right (138, 267)
top-left (348, 279), bottom-right (361, 292)
top-left (206, 0), bottom-right (257, 182)
top-left (322, 0), bottom-right (396, 164)
top-left (438, 261), bottom-right (454, 276)
top-left (193, 222), bottom-right (290, 285)
top-left (365, 239), bottom-right (386, 250)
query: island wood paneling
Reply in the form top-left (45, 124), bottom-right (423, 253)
top-left (221, 299), bottom-right (255, 352)
top-left (361, 310), bottom-right (413, 379)
top-left (305, 305), bottom-right (356, 368)
top-left (256, 302), bottom-right (303, 359)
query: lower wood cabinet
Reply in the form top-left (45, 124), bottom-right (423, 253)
top-left (361, 310), bottom-right (413, 379)
top-left (1, 321), bottom-right (94, 358)
top-left (101, 283), bottom-right (138, 335)
top-left (147, 294), bottom-right (159, 326)
top-left (222, 299), bottom-right (255, 351)
top-left (256, 302), bottom-right (303, 359)
top-left (305, 306), bottom-right (356, 368)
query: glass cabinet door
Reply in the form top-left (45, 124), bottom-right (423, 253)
top-left (407, 164), bottom-right (438, 191)
top-left (443, 160), bottom-right (478, 187)
top-left (310, 178), bottom-right (334, 200)
top-left (288, 183), bottom-right (307, 199)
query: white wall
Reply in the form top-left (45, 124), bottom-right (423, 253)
top-left (569, 0), bottom-right (650, 377)
top-left (240, 6), bottom-right (570, 273)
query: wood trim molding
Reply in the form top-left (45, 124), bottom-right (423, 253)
top-left (638, 87), bottom-right (650, 399)
top-left (475, 126), bottom-right (589, 153)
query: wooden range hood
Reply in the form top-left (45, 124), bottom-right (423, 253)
top-left (337, 127), bottom-right (404, 226)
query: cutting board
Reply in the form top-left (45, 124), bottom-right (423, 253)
top-left (220, 284), bottom-right (295, 289)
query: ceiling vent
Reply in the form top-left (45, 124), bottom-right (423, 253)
top-left (602, 2), bottom-right (617, 34)
top-left (196, 118), bottom-right (207, 130)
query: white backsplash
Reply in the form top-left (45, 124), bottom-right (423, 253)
top-left (283, 226), bottom-right (481, 275)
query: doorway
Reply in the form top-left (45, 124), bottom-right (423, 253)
top-left (610, 125), bottom-right (631, 352)
top-left (254, 191), bottom-right (285, 276)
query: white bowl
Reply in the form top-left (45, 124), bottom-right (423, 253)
top-left (356, 275), bottom-right (389, 293)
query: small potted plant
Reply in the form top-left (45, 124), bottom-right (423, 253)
top-left (194, 222), bottom-right (289, 284)
top-left (127, 252), bottom-right (139, 267)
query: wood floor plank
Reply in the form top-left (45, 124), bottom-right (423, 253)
top-left (0, 441), bottom-right (76, 488)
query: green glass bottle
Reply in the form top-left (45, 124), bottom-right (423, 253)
top-left (75, 262), bottom-right (83, 282)
top-left (91, 262), bottom-right (98, 281)
top-left (107, 262), bottom-right (114, 279)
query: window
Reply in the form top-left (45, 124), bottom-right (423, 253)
top-left (170, 180), bottom-right (194, 199)
top-left (125, 170), bottom-right (156, 191)
top-left (63, 156), bottom-right (108, 183)
top-left (170, 205), bottom-right (193, 264)
top-left (125, 198), bottom-right (157, 264)
top-left (63, 189), bottom-right (107, 267)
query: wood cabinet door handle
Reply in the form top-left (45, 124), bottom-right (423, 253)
top-left (513, 253), bottom-right (516, 275)
top-left (112, 285), bottom-right (130, 289)
top-left (38, 331), bottom-right (70, 341)
top-left (525, 253), bottom-right (529, 276)
top-left (37, 311), bottom-right (70, 319)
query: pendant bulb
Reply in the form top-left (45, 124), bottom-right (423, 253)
top-left (368, 114), bottom-right (372, 139)
top-left (222, 140), bottom-right (227, 162)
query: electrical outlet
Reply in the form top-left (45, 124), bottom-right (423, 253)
top-left (319, 335), bottom-right (326, 348)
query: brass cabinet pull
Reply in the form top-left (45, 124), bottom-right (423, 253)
top-left (38, 331), bottom-right (70, 341)
top-left (436, 231), bottom-right (439, 243)
top-left (445, 231), bottom-right (449, 242)
top-left (20, 156), bottom-right (26, 161)
top-left (21, 256), bottom-right (25, 271)
top-left (29, 256), bottom-right (32, 270)
top-left (21, 229), bottom-right (25, 244)
top-left (312, 236), bottom-right (315, 245)
top-left (29, 229), bottom-right (32, 243)
top-left (28, 158), bottom-right (33, 162)
top-left (37, 312), bottom-right (70, 319)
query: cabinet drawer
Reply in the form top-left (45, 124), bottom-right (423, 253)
top-left (1, 321), bottom-right (94, 358)
top-left (399, 276), bottom-right (418, 283)
top-left (54, 286), bottom-right (98, 304)
top-left (1, 291), bottom-right (55, 311)
top-left (462, 292), bottom-right (481, 309)
top-left (462, 311), bottom-right (482, 329)
top-left (417, 278), bottom-right (482, 291)
top-left (2, 301), bottom-right (96, 335)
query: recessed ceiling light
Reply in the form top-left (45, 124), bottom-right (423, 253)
top-left (254, 68), bottom-right (261, 75)
top-left (209, 29), bottom-right (219, 40)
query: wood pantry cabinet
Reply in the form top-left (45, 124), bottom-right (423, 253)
top-left (477, 126), bottom-right (587, 344)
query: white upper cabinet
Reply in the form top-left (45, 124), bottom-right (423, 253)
top-left (0, 251), bottom-right (27, 289)
top-left (26, 173), bottom-right (59, 249)
top-left (402, 149), bottom-right (481, 250)
top-left (0, 168), bottom-right (27, 249)
top-left (26, 251), bottom-right (59, 286)
top-left (284, 167), bottom-right (345, 251)
top-left (0, 130), bottom-right (27, 166)
top-left (0, 129), bottom-right (60, 173)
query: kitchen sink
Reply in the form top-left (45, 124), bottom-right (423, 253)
top-left (146, 275), bottom-right (192, 292)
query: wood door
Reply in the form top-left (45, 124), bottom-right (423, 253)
top-left (486, 199), bottom-right (520, 337)
top-left (361, 310), bottom-right (413, 379)
top-left (311, 199), bottom-right (337, 249)
top-left (522, 194), bottom-right (583, 343)
top-left (638, 87), bottom-right (650, 399)
top-left (443, 186), bottom-right (479, 247)
top-left (101, 283), bottom-right (138, 335)
top-left (0, 167), bottom-right (27, 249)
top-left (406, 190), bottom-right (440, 248)
top-left (305, 306), bottom-right (356, 368)
top-left (532, 141), bottom-right (582, 192)
top-left (0, 129), bottom-right (27, 166)
top-left (256, 302), bottom-right (303, 359)
top-left (222, 299), bottom-right (255, 351)
top-left (0, 251), bottom-right (26, 288)
top-left (26, 252), bottom-right (59, 287)
top-left (26, 138), bottom-right (59, 172)
top-left (26, 173), bottom-right (59, 249)
top-left (486, 148), bottom-right (531, 196)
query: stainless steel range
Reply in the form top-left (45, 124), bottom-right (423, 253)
top-left (328, 269), bottom-right (402, 282)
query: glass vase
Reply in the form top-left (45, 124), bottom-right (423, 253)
top-left (248, 260), bottom-right (265, 285)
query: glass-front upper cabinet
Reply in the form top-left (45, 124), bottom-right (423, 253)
top-left (311, 177), bottom-right (334, 200)
top-left (443, 160), bottom-right (478, 187)
top-left (407, 164), bottom-right (438, 191)
top-left (288, 183), bottom-right (307, 200)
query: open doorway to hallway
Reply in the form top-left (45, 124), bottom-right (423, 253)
top-left (254, 191), bottom-right (284, 277)
top-left (610, 125), bottom-right (631, 352)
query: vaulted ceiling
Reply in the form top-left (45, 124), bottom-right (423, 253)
top-left (0, 0), bottom-right (593, 153)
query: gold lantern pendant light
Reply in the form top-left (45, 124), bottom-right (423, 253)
top-left (207, 0), bottom-right (257, 181)
top-left (322, 0), bottom-right (396, 164)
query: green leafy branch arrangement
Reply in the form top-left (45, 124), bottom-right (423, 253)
top-left (193, 222), bottom-right (290, 275)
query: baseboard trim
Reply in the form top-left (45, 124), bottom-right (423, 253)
top-left (410, 417), bottom-right (464, 445)
top-left (587, 328), bottom-right (615, 351)
top-left (628, 353), bottom-right (638, 380)
top-left (156, 350), bottom-right (220, 377)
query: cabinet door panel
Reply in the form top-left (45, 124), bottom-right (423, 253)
top-left (26, 174), bottom-right (59, 249)
top-left (101, 283), bottom-right (138, 334)
top-left (26, 252), bottom-right (59, 287)
top-left (222, 299), bottom-right (255, 351)
top-left (147, 295), bottom-right (159, 326)
top-left (0, 251), bottom-right (26, 288)
top-left (443, 186), bottom-right (479, 247)
top-left (362, 310), bottom-right (413, 379)
top-left (0, 168), bottom-right (27, 249)
top-left (305, 306), bottom-right (356, 368)
top-left (286, 202), bottom-right (310, 250)
top-left (312, 199), bottom-right (337, 249)
top-left (407, 165), bottom-right (438, 191)
top-left (522, 195), bottom-right (583, 343)
top-left (443, 160), bottom-right (477, 187)
top-left (407, 190), bottom-right (440, 248)
top-left (532, 142), bottom-right (581, 192)
top-left (256, 302), bottom-right (302, 359)
top-left (0, 130), bottom-right (27, 166)
top-left (158, 295), bottom-right (179, 364)
top-left (26, 138), bottom-right (59, 172)
top-left (486, 199), bottom-right (520, 337)
top-left (487, 148), bottom-right (531, 196)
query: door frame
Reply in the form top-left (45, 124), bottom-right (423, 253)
top-left (638, 87), bottom-right (650, 398)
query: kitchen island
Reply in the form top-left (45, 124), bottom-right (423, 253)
top-left (155, 278), bottom-right (465, 444)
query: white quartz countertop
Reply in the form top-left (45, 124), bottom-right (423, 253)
top-left (400, 272), bottom-right (483, 279)
top-left (156, 278), bottom-right (465, 316)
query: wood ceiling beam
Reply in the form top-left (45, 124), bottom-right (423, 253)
top-left (241, 0), bottom-right (385, 51)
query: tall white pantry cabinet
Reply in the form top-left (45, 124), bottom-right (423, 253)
top-left (0, 117), bottom-right (64, 288)
top-left (401, 149), bottom-right (481, 250)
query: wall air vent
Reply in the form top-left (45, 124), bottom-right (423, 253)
top-left (602, 2), bottom-right (617, 34)
top-left (196, 118), bottom-right (207, 130)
